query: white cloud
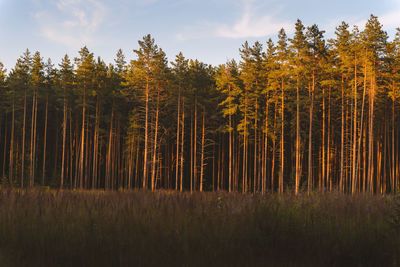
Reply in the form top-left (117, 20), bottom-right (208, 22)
top-left (323, 0), bottom-right (400, 36)
top-left (176, 0), bottom-right (293, 41)
top-left (380, 2), bottom-right (400, 30)
top-left (34, 0), bottom-right (107, 47)
top-left (215, 0), bottom-right (292, 38)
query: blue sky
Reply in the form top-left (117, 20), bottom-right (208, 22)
top-left (0, 0), bottom-right (399, 70)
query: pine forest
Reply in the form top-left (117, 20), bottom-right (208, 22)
top-left (0, 15), bottom-right (400, 195)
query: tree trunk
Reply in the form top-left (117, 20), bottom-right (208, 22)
top-left (175, 88), bottom-right (180, 190)
top-left (180, 100), bottom-right (185, 192)
top-left (92, 98), bottom-right (99, 189)
top-left (79, 85), bottom-right (85, 190)
top-left (254, 99), bottom-right (258, 193)
top-left (392, 80), bottom-right (395, 193)
top-left (42, 95), bottom-right (48, 185)
top-left (280, 79), bottom-right (284, 194)
top-left (9, 100), bottom-right (15, 187)
top-left (340, 74), bottom-right (344, 193)
top-left (352, 56), bottom-right (357, 194)
top-left (200, 108), bottom-right (205, 192)
top-left (308, 72), bottom-right (315, 195)
top-left (106, 106), bottom-right (114, 190)
top-left (21, 91), bottom-right (27, 188)
top-left (228, 85), bottom-right (232, 192)
top-left (295, 73), bottom-right (300, 195)
top-left (151, 89), bottom-right (160, 191)
top-left (356, 57), bottom-right (367, 193)
top-left (322, 84), bottom-right (325, 192)
top-left (61, 90), bottom-right (67, 189)
top-left (271, 106), bottom-right (277, 192)
top-left (194, 96), bottom-right (197, 191)
top-left (367, 62), bottom-right (375, 194)
top-left (143, 76), bottom-right (149, 189)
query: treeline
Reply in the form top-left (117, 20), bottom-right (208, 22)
top-left (0, 15), bottom-right (399, 194)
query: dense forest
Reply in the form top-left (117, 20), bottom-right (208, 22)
top-left (0, 15), bottom-right (399, 194)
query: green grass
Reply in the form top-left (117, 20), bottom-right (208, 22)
top-left (0, 190), bottom-right (398, 266)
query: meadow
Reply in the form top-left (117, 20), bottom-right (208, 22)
top-left (0, 190), bottom-right (398, 266)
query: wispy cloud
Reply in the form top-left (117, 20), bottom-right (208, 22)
top-left (176, 0), bottom-right (293, 41)
top-left (215, 0), bottom-right (292, 38)
top-left (322, 0), bottom-right (400, 36)
top-left (34, 0), bottom-right (107, 47)
top-left (380, 1), bottom-right (400, 31)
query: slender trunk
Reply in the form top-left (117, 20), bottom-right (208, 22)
top-left (79, 86), bottom-right (85, 189)
top-left (356, 57), bottom-right (367, 193)
top-left (2, 116), bottom-right (7, 181)
top-left (229, 85), bottom-right (232, 192)
top-left (340, 74), bottom-right (344, 193)
top-left (151, 89), bottom-right (160, 191)
top-left (295, 73), bottom-right (300, 195)
top-left (92, 98), bottom-right (99, 189)
top-left (106, 106), bottom-right (114, 190)
top-left (143, 76), bottom-right (149, 189)
top-left (367, 62), bottom-right (375, 194)
top-left (135, 143), bottom-right (139, 188)
top-left (194, 96), bottom-right (197, 191)
top-left (180, 100), bottom-right (185, 192)
top-left (263, 92), bottom-right (269, 194)
top-left (29, 91), bottom-right (35, 187)
top-left (21, 91), bottom-right (27, 188)
top-left (254, 99), bottom-right (258, 192)
top-left (42, 95), bottom-right (48, 185)
top-left (200, 108), bottom-right (205, 192)
top-left (9, 100), bottom-right (15, 187)
top-left (190, 107), bottom-right (193, 192)
top-left (33, 92), bottom-right (38, 186)
top-left (326, 86), bottom-right (331, 191)
top-left (271, 106), bottom-right (277, 192)
top-left (243, 98), bottom-right (248, 193)
top-left (61, 90), bottom-right (67, 189)
top-left (308, 72), bottom-right (315, 195)
top-left (352, 56), bottom-right (357, 194)
top-left (392, 80), bottom-right (395, 193)
top-left (322, 84), bottom-right (325, 192)
top-left (175, 88), bottom-right (180, 190)
top-left (280, 79), bottom-right (284, 194)
top-left (212, 143), bottom-right (215, 191)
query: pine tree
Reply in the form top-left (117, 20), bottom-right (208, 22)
top-left (58, 55), bottom-right (74, 189)
top-left (289, 19), bottom-right (307, 195)
top-left (75, 46), bottom-right (95, 189)
top-left (216, 60), bottom-right (240, 192)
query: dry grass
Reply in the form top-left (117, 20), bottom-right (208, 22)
top-left (0, 189), bottom-right (398, 266)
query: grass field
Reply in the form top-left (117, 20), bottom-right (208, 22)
top-left (0, 190), bottom-right (398, 266)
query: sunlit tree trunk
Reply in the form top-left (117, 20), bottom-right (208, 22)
top-left (308, 73), bottom-right (315, 195)
top-left (280, 79), bottom-right (284, 194)
top-left (295, 73), bottom-right (300, 195)
top-left (21, 91), bottom-right (26, 188)
top-left (200, 108), bottom-right (205, 192)
top-left (340, 74), bottom-right (344, 193)
top-left (175, 88), bottom-right (180, 190)
top-left (143, 76), bottom-right (149, 189)
top-left (151, 88), bottom-right (160, 191)
top-left (194, 96), bottom-right (197, 191)
top-left (180, 100), bottom-right (185, 192)
top-left (352, 56), bottom-right (357, 194)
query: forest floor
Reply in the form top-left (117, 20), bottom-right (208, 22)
top-left (0, 189), bottom-right (398, 266)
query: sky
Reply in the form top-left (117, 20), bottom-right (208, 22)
top-left (0, 0), bottom-right (399, 70)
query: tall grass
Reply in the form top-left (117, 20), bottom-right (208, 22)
top-left (0, 190), bottom-right (398, 266)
